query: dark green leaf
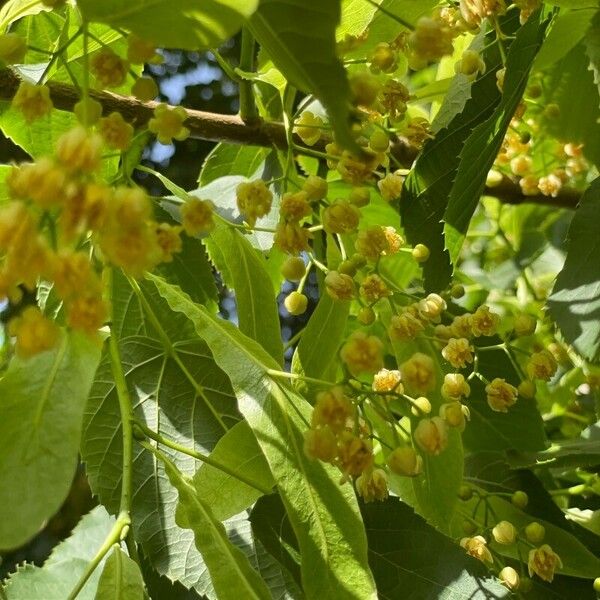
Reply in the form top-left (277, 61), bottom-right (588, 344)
top-left (76, 0), bottom-right (258, 51)
top-left (249, 0), bottom-right (357, 150)
top-left (400, 21), bottom-right (506, 291)
top-left (444, 13), bottom-right (548, 267)
top-left (548, 177), bottom-right (600, 361)
top-left (363, 498), bottom-right (509, 600)
top-left (0, 332), bottom-right (101, 550)
top-left (95, 546), bottom-right (145, 600)
top-left (149, 274), bottom-right (378, 600)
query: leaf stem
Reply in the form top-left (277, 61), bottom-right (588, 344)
top-left (66, 516), bottom-right (129, 600)
top-left (266, 369), bottom-right (334, 389)
top-left (238, 27), bottom-right (259, 124)
top-left (134, 421), bottom-right (273, 495)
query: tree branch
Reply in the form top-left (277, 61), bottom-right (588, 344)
top-left (0, 68), bottom-right (580, 209)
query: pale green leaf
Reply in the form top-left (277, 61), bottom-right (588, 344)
top-left (76, 0), bottom-right (258, 51)
top-left (444, 13), bottom-right (548, 268)
top-left (199, 143), bottom-right (269, 185)
top-left (193, 420), bottom-right (275, 522)
top-left (0, 332), bottom-right (101, 550)
top-left (205, 224), bottom-right (283, 364)
top-left (534, 8), bottom-right (597, 71)
top-left (95, 546), bottom-right (145, 600)
top-left (548, 178), bottom-right (600, 362)
top-left (249, 0), bottom-right (357, 150)
top-left (149, 274), bottom-right (378, 600)
top-left (4, 507), bottom-right (115, 600)
top-left (161, 456), bottom-right (271, 600)
top-left (0, 0), bottom-right (51, 31)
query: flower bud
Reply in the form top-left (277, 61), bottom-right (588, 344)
top-left (281, 256), bottom-right (306, 282)
top-left (369, 129), bottom-right (390, 153)
top-left (450, 284), bottom-right (465, 299)
top-left (525, 522), bottom-right (545, 544)
top-left (322, 200), bottom-right (360, 234)
top-left (418, 293), bottom-right (446, 321)
top-left (324, 271), bottom-right (354, 301)
top-left (413, 417), bottom-right (448, 455)
top-left (340, 331), bottom-right (384, 376)
top-left (411, 396), bottom-right (432, 416)
top-left (412, 243), bottom-right (430, 262)
top-left (131, 76), bottom-right (159, 102)
top-left (377, 173), bottom-right (403, 202)
top-left (518, 380), bottom-right (536, 399)
top-left (455, 50), bottom-right (485, 78)
top-left (302, 175), bottom-right (328, 202)
top-left (387, 446), bottom-right (423, 477)
top-left (74, 97), bottom-right (103, 125)
top-left (511, 490), bottom-right (528, 509)
top-left (513, 313), bottom-right (536, 336)
top-left (304, 427), bottom-right (337, 462)
top-left (284, 291), bottom-right (308, 315)
top-left (356, 468), bottom-right (389, 502)
top-left (312, 386), bottom-right (353, 433)
top-left (401, 352), bottom-right (436, 395)
top-left (56, 126), bottom-right (103, 173)
top-left (439, 401), bottom-right (469, 431)
top-left (357, 306), bottom-right (376, 325)
top-left (492, 520), bottom-right (516, 545)
top-left (458, 484), bottom-right (473, 501)
top-left (441, 373), bottom-right (471, 400)
top-left (348, 186), bottom-right (370, 207)
top-left (499, 566), bottom-right (520, 591)
top-left (526, 350), bottom-right (558, 381)
top-left (369, 42), bottom-right (398, 74)
top-left (593, 578), bottom-right (600, 593)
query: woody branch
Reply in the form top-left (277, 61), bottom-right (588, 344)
top-left (0, 68), bottom-right (580, 209)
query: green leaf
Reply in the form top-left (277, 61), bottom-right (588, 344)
top-left (0, 101), bottom-right (77, 159)
top-left (291, 293), bottom-right (349, 392)
top-left (159, 456), bottom-right (272, 600)
top-left (193, 420), bottom-right (275, 522)
top-left (0, 332), bottom-right (101, 550)
top-left (149, 273), bottom-right (378, 600)
top-left (548, 178), bottom-right (600, 362)
top-left (199, 143), bottom-right (269, 185)
top-left (444, 12), bottom-right (548, 268)
top-left (205, 224), bottom-right (283, 364)
top-left (81, 275), bottom-right (240, 596)
top-left (0, 0), bottom-right (51, 31)
top-left (585, 10), bottom-right (600, 94)
top-left (534, 8), bottom-right (597, 71)
top-left (95, 546), bottom-right (145, 600)
top-left (363, 498), bottom-right (510, 599)
top-left (249, 0), bottom-right (357, 150)
top-left (544, 41), bottom-right (600, 167)
top-left (0, 164), bottom-right (11, 204)
top-left (3, 506), bottom-right (115, 600)
top-left (463, 345), bottom-right (546, 452)
top-left (76, 0), bottom-right (258, 51)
